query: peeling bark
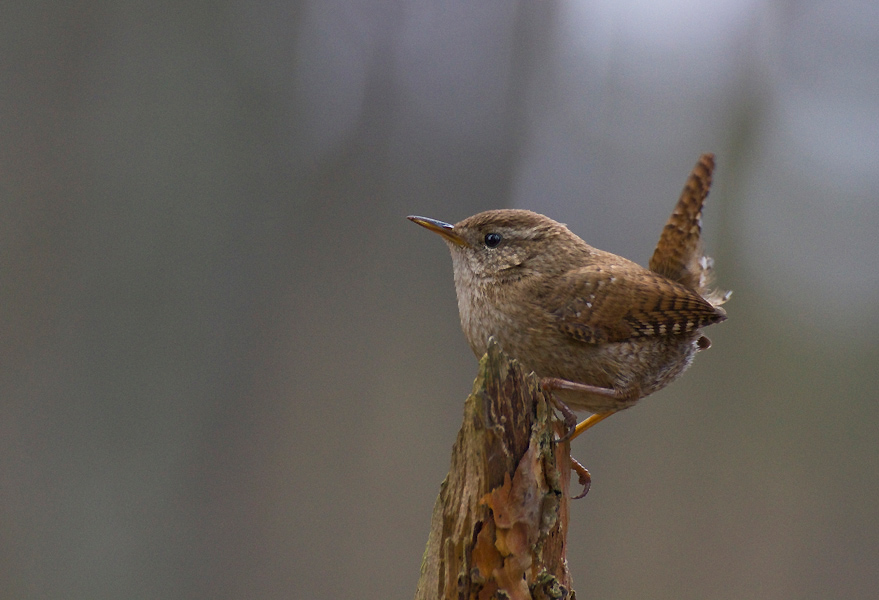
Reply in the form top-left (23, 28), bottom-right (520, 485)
top-left (415, 338), bottom-right (575, 600)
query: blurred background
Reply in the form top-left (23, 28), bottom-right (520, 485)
top-left (2, 1), bottom-right (878, 598)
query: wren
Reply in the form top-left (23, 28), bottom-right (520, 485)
top-left (409, 154), bottom-right (729, 443)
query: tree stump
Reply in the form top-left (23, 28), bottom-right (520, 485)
top-left (415, 338), bottom-right (575, 600)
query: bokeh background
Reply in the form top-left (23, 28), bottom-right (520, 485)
top-left (3, 1), bottom-right (878, 598)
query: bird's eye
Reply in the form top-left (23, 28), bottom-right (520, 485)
top-left (484, 233), bottom-right (502, 248)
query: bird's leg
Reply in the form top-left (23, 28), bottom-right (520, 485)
top-left (541, 377), bottom-right (619, 398)
top-left (541, 377), bottom-right (643, 440)
top-left (541, 377), bottom-right (622, 441)
top-left (570, 455), bottom-right (591, 499)
top-left (545, 397), bottom-right (592, 498)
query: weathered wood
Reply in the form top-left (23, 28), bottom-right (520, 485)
top-left (415, 338), bottom-right (575, 600)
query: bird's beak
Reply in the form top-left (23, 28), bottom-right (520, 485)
top-left (407, 215), bottom-right (468, 247)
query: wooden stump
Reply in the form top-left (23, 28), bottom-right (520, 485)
top-left (415, 338), bottom-right (575, 600)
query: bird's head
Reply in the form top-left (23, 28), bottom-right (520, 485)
top-left (408, 209), bottom-right (587, 282)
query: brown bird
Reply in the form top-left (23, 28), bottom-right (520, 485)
top-left (409, 154), bottom-right (729, 446)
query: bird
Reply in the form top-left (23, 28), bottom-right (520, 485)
top-left (409, 153), bottom-right (729, 449)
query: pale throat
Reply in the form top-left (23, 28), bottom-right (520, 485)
top-left (450, 253), bottom-right (520, 356)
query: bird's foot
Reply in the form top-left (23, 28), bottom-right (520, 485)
top-left (547, 394), bottom-right (578, 442)
top-left (570, 456), bottom-right (591, 499)
top-left (541, 377), bottom-right (625, 441)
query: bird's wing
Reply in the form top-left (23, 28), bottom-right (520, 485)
top-left (549, 264), bottom-right (727, 344)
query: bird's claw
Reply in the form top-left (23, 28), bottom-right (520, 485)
top-left (548, 394), bottom-right (578, 442)
top-left (571, 456), bottom-right (591, 499)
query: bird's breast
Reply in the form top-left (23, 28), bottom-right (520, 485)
top-left (454, 281), bottom-right (515, 358)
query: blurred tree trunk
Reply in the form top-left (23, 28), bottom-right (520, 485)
top-left (415, 339), bottom-right (576, 600)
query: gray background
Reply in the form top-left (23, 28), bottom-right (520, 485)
top-left (2, 1), bottom-right (878, 598)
